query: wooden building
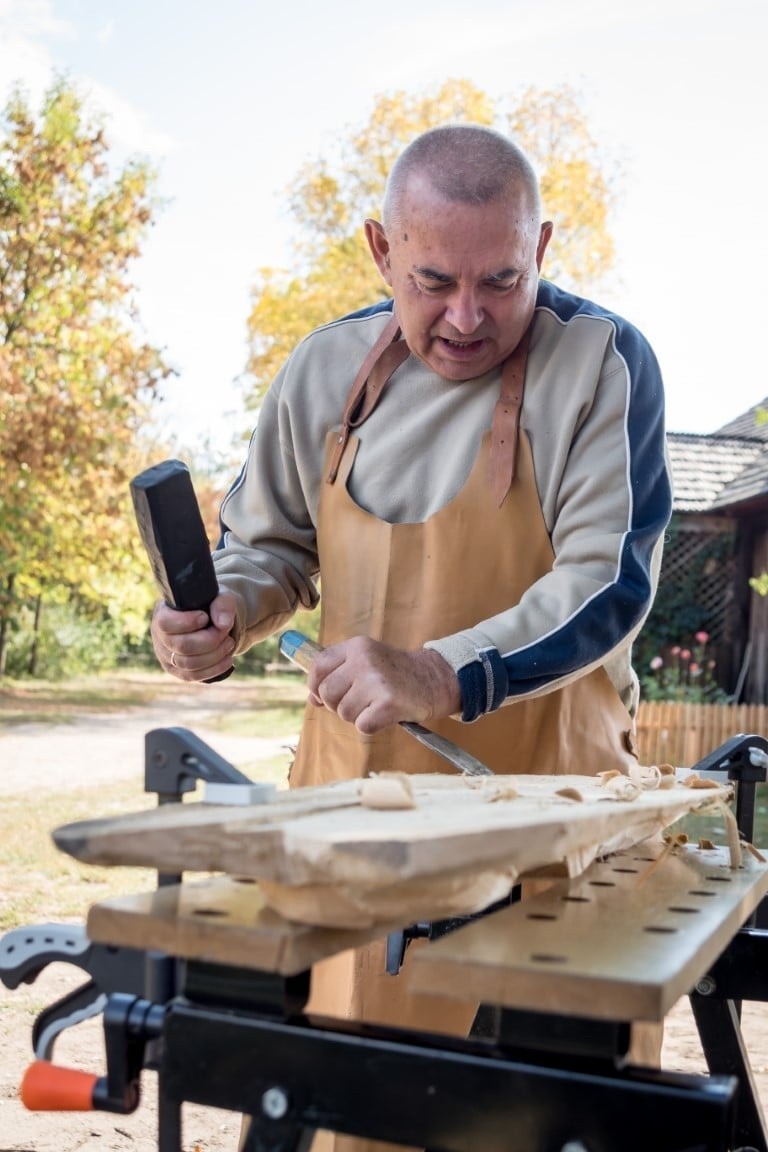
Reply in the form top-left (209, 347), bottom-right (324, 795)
top-left (665, 399), bottom-right (768, 703)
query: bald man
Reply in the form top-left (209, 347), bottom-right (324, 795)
top-left (151, 125), bottom-right (672, 1152)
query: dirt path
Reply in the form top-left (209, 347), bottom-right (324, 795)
top-left (2, 687), bottom-right (768, 1149)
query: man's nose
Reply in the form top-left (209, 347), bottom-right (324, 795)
top-left (445, 289), bottom-right (483, 334)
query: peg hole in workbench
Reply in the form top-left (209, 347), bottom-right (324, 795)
top-left (192, 908), bottom-right (229, 917)
top-left (666, 906), bottom-right (701, 914)
top-left (529, 953), bottom-right (568, 964)
top-left (688, 889), bottom-right (717, 897)
top-left (587, 880), bottom-right (616, 887)
top-left (611, 867), bottom-right (640, 874)
top-left (703, 875), bottom-right (733, 883)
top-left (643, 925), bottom-right (678, 934)
top-left (560, 895), bottom-right (590, 903)
top-left (525, 912), bottom-right (559, 921)
top-left (234, 876), bottom-right (257, 884)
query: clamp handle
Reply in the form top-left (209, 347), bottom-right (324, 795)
top-left (21, 1060), bottom-right (99, 1111)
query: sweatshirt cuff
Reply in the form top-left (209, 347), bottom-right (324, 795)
top-left (424, 636), bottom-right (509, 722)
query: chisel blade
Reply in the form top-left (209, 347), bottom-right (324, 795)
top-left (279, 630), bottom-right (494, 777)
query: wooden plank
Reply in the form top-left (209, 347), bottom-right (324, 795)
top-left (54, 773), bottom-right (737, 929)
top-left (86, 876), bottom-right (402, 975)
top-left (410, 842), bottom-right (768, 1022)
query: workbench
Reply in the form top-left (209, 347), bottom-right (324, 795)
top-left (6, 729), bottom-right (768, 1152)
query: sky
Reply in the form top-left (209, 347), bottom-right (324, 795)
top-left (1, 0), bottom-right (765, 458)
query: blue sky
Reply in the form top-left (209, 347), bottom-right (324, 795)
top-left (1, 0), bottom-right (765, 455)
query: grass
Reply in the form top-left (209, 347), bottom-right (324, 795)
top-left (0, 777), bottom-right (157, 929)
top-left (0, 669), bottom-right (307, 930)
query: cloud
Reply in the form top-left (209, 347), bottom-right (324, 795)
top-left (0, 0), bottom-right (177, 161)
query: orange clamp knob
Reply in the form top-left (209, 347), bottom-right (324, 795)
top-left (21, 1060), bottom-right (98, 1111)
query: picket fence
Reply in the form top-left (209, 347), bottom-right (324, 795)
top-left (635, 701), bottom-right (768, 768)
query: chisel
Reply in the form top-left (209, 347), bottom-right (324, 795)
top-left (279, 630), bottom-right (493, 777)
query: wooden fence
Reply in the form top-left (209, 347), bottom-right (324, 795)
top-left (635, 701), bottom-right (768, 768)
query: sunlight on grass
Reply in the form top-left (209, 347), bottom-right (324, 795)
top-left (0, 777), bottom-right (157, 930)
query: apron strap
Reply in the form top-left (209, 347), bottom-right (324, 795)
top-left (489, 327), bottom-right (531, 507)
top-left (326, 312), bottom-right (406, 484)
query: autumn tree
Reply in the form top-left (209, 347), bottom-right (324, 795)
top-left (0, 79), bottom-right (172, 675)
top-left (244, 79), bottom-right (617, 409)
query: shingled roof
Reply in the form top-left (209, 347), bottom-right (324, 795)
top-left (667, 395), bottom-right (768, 512)
top-left (715, 398), bottom-right (768, 442)
top-left (667, 433), bottom-right (767, 512)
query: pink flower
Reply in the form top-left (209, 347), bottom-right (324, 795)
top-left (680, 649), bottom-right (691, 661)
top-left (670, 646), bottom-right (681, 656)
top-left (695, 631), bottom-right (709, 644)
top-left (650, 656), bottom-right (664, 670)
top-left (690, 662), bottom-right (701, 676)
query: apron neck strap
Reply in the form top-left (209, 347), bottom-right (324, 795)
top-left (489, 326), bottom-right (532, 507)
top-left (327, 311), bottom-right (406, 483)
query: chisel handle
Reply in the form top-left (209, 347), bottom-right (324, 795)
top-left (279, 630), bottom-right (322, 673)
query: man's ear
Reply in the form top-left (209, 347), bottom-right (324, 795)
top-left (364, 219), bottom-right (392, 285)
top-left (536, 221), bottom-right (554, 270)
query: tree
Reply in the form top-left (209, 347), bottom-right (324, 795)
top-left (0, 79), bottom-right (172, 675)
top-left (244, 79), bottom-right (618, 409)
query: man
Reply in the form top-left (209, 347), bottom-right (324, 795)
top-left (152, 124), bottom-right (672, 1151)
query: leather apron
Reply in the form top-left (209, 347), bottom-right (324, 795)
top-left (290, 319), bottom-right (641, 1152)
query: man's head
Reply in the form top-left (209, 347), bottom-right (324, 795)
top-left (365, 124), bottom-right (552, 381)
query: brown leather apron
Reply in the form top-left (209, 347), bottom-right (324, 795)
top-left (286, 320), bottom-right (642, 1152)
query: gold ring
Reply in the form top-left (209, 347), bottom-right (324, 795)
top-left (170, 651), bottom-right (177, 668)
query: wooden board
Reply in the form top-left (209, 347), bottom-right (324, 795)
top-left (411, 841), bottom-right (768, 1022)
top-left (54, 773), bottom-right (736, 928)
top-left (86, 876), bottom-right (402, 975)
top-left (85, 841), bottom-right (768, 1022)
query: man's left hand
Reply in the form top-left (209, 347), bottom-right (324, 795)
top-left (306, 636), bottom-right (461, 733)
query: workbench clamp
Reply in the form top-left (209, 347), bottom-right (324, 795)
top-left (695, 733), bottom-right (768, 844)
top-left (144, 725), bottom-right (252, 804)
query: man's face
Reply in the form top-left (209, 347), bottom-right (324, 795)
top-left (366, 177), bottom-right (552, 381)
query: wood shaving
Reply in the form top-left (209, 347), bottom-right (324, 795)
top-left (658, 763), bottom-right (676, 776)
top-left (682, 774), bottom-right (721, 790)
top-left (601, 775), bottom-right (641, 802)
top-left (714, 798), bottom-right (743, 869)
top-left (742, 841), bottom-right (768, 863)
top-left (628, 763), bottom-right (662, 791)
top-left (555, 787), bottom-right (584, 802)
top-left (483, 780), bottom-right (519, 803)
top-left (698, 838), bottom-right (716, 850)
top-left (634, 833), bottom-right (688, 886)
top-left (663, 830), bottom-right (689, 847)
top-left (597, 770), bottom-right (622, 785)
top-left (359, 772), bottom-right (416, 810)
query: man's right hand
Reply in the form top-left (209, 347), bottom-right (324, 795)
top-left (151, 589), bottom-right (239, 682)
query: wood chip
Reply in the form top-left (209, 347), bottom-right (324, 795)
top-left (682, 775), bottom-right (721, 790)
top-left (555, 787), bottom-right (584, 802)
top-left (359, 773), bottom-right (416, 810)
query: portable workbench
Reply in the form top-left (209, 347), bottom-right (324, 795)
top-left (5, 729), bottom-right (768, 1152)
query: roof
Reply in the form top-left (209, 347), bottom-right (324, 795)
top-left (667, 433), bottom-right (767, 512)
top-left (714, 399), bottom-right (768, 442)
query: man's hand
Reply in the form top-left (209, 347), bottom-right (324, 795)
top-left (151, 589), bottom-right (239, 682)
top-left (306, 636), bottom-right (461, 733)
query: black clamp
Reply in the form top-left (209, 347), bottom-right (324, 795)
top-left (694, 733), bottom-right (768, 843)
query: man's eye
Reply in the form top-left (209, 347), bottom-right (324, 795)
top-left (487, 280), bottom-right (517, 292)
top-left (416, 280), bottom-right (449, 293)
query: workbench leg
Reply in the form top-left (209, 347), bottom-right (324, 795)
top-left (157, 1092), bottom-right (183, 1152)
top-left (690, 994), bottom-right (768, 1152)
top-left (240, 1116), bottom-right (315, 1152)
